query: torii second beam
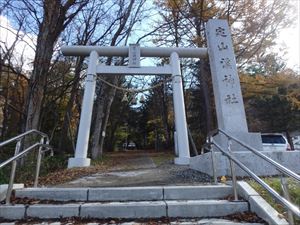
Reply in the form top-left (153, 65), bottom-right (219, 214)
top-left (61, 46), bottom-right (208, 58)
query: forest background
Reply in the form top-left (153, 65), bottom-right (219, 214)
top-left (0, 0), bottom-right (299, 173)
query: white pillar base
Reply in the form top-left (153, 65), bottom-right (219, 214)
top-left (68, 157), bottom-right (91, 168)
top-left (174, 157), bottom-right (190, 165)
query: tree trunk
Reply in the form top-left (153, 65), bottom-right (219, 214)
top-left (58, 57), bottom-right (84, 152)
top-left (1, 66), bottom-right (11, 139)
top-left (98, 76), bottom-right (119, 153)
top-left (24, 1), bottom-right (64, 131)
top-left (25, 43), bottom-right (53, 131)
top-left (24, 0), bottom-right (87, 132)
top-left (285, 130), bottom-right (294, 150)
top-left (199, 60), bottom-right (213, 134)
top-left (90, 75), bottom-right (119, 158)
top-left (106, 96), bottom-right (130, 151)
top-left (161, 81), bottom-right (171, 149)
top-left (90, 81), bottom-right (106, 159)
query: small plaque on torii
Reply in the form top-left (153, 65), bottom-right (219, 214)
top-left (128, 44), bottom-right (140, 67)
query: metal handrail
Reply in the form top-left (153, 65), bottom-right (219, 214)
top-left (213, 141), bottom-right (300, 217)
top-left (208, 129), bottom-right (300, 220)
top-left (0, 143), bottom-right (41, 168)
top-left (0, 129), bottom-right (52, 204)
top-left (0, 129), bottom-right (48, 147)
top-left (218, 128), bottom-right (300, 182)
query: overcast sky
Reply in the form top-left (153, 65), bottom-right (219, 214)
top-left (276, 0), bottom-right (300, 72)
top-left (0, 15), bottom-right (36, 72)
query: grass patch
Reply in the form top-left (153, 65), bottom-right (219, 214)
top-left (150, 152), bottom-right (174, 166)
top-left (91, 154), bottom-right (113, 166)
top-left (248, 177), bottom-right (300, 224)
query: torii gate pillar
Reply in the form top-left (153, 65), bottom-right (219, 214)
top-left (68, 51), bottom-right (98, 168)
top-left (171, 52), bottom-right (190, 165)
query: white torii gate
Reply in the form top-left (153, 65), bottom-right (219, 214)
top-left (62, 19), bottom-right (257, 169)
top-left (61, 45), bottom-right (207, 168)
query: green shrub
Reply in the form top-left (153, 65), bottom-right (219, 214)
top-left (248, 177), bottom-right (300, 224)
top-left (0, 168), bottom-right (10, 184)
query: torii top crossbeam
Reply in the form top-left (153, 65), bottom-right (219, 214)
top-left (61, 46), bottom-right (208, 58)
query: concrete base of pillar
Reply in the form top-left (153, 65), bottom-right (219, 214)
top-left (213, 132), bottom-right (263, 152)
top-left (68, 157), bottom-right (91, 168)
top-left (190, 150), bottom-right (300, 176)
top-left (174, 157), bottom-right (190, 165)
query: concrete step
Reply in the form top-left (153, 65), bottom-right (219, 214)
top-left (0, 184), bottom-right (24, 201)
top-left (0, 183), bottom-right (287, 225)
top-left (0, 200), bottom-right (248, 220)
top-left (0, 219), bottom-right (266, 225)
top-left (14, 185), bottom-right (233, 202)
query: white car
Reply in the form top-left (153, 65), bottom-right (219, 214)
top-left (261, 133), bottom-right (291, 151)
top-left (127, 141), bottom-right (136, 150)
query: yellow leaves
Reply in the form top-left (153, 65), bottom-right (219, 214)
top-left (241, 70), bottom-right (299, 91)
top-left (165, 0), bottom-right (184, 9)
top-left (240, 74), bottom-right (277, 98)
top-left (190, 0), bottom-right (218, 20)
top-left (154, 0), bottom-right (184, 10)
top-left (221, 176), bottom-right (227, 184)
top-left (192, 35), bottom-right (205, 47)
top-left (156, 0), bottom-right (218, 21)
top-left (272, 73), bottom-right (300, 109)
top-left (240, 71), bottom-right (300, 111)
top-left (288, 95), bottom-right (300, 110)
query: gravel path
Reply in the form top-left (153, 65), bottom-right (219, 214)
top-left (57, 153), bottom-right (212, 187)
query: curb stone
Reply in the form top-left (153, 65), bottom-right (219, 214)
top-left (237, 181), bottom-right (289, 225)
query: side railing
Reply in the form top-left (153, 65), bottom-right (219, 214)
top-left (0, 129), bottom-right (52, 204)
top-left (206, 128), bottom-right (300, 223)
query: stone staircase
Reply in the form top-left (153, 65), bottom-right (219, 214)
top-left (0, 184), bottom-right (264, 223)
